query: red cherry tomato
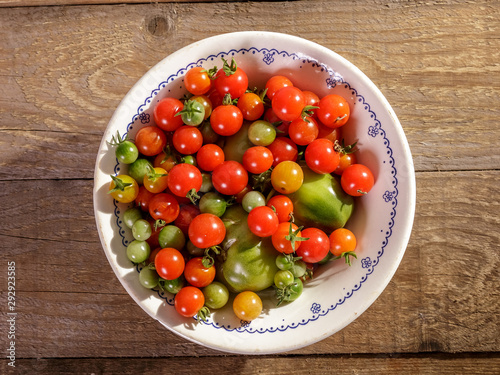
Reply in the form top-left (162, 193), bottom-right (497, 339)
top-left (334, 152), bottom-right (358, 175)
top-left (266, 195), bottom-right (293, 223)
top-left (302, 90), bottom-right (320, 117)
top-left (304, 138), bottom-right (340, 174)
top-left (183, 257), bottom-right (216, 288)
top-left (188, 213), bottom-right (226, 248)
top-left (184, 66), bottom-right (212, 96)
top-left (135, 186), bottom-right (155, 212)
top-left (341, 164), bottom-right (375, 196)
top-left (288, 116), bottom-right (319, 146)
top-left (174, 286), bottom-right (205, 318)
top-left (329, 228), bottom-right (357, 256)
top-left (148, 193), bottom-right (180, 223)
top-left (196, 143), bottom-right (225, 171)
top-left (174, 204), bottom-right (201, 235)
top-left (237, 92), bottom-right (265, 121)
top-left (210, 104), bottom-right (244, 136)
top-left (265, 75), bottom-right (293, 100)
top-left (172, 125), bottom-right (203, 155)
top-left (213, 59), bottom-right (248, 99)
top-left (155, 247), bottom-right (185, 280)
top-left (272, 222), bottom-right (304, 254)
top-left (296, 228), bottom-right (330, 263)
top-left (212, 161), bottom-right (249, 195)
top-left (247, 206), bottom-right (279, 237)
top-left (134, 126), bottom-right (167, 156)
top-left (153, 98), bottom-right (184, 132)
top-left (317, 94), bottom-right (350, 128)
top-left (272, 86), bottom-right (305, 122)
top-left (242, 146), bottom-right (274, 174)
top-left (167, 163), bottom-right (203, 198)
top-left (267, 137), bottom-right (298, 167)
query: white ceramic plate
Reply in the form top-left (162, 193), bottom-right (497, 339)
top-left (93, 31), bottom-right (416, 354)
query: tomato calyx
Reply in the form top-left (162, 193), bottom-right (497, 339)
top-left (222, 93), bottom-right (238, 106)
top-left (252, 168), bottom-right (273, 192)
top-left (145, 165), bottom-right (168, 182)
top-left (175, 99), bottom-right (205, 125)
top-left (301, 105), bottom-right (319, 122)
top-left (186, 188), bottom-right (201, 205)
top-left (196, 306), bottom-right (211, 322)
top-left (154, 219), bottom-right (167, 231)
top-left (107, 130), bottom-right (133, 146)
top-left (108, 175), bottom-right (133, 193)
top-left (284, 223), bottom-right (309, 252)
top-left (274, 280), bottom-right (300, 306)
top-left (203, 66), bottom-right (218, 79)
top-left (334, 139), bottom-right (358, 155)
top-left (202, 246), bottom-right (221, 268)
top-left (220, 57), bottom-right (238, 76)
top-left (332, 250), bottom-right (358, 266)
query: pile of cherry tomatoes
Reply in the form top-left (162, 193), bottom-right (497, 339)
top-left (108, 57), bottom-right (375, 322)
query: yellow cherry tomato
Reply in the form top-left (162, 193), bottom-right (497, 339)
top-left (143, 167), bottom-right (169, 194)
top-left (233, 291), bottom-right (263, 321)
top-left (108, 174), bottom-right (139, 203)
top-left (271, 161), bottom-right (304, 194)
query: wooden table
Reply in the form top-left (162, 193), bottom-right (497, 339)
top-left (1, 0), bottom-right (499, 373)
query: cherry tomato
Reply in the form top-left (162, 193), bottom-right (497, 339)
top-left (167, 163), bottom-right (203, 199)
top-left (135, 185), bottom-right (155, 211)
top-left (212, 161), bottom-right (249, 195)
top-left (265, 75), bottom-right (293, 100)
top-left (329, 228), bottom-right (357, 265)
top-left (288, 116), bottom-right (319, 146)
top-left (174, 286), bottom-right (205, 318)
top-left (172, 125), bottom-right (203, 155)
top-left (184, 66), bottom-right (212, 96)
top-left (143, 167), bottom-right (169, 194)
top-left (296, 228), bottom-right (330, 263)
top-left (242, 146), bottom-right (273, 174)
top-left (271, 161), bottom-right (304, 194)
top-left (213, 58), bottom-right (248, 99)
top-left (154, 97), bottom-right (184, 132)
top-left (317, 94), bottom-right (350, 128)
top-left (174, 204), bottom-right (201, 235)
top-left (146, 218), bottom-right (162, 249)
top-left (191, 95), bottom-right (213, 120)
top-left (304, 138), bottom-right (340, 174)
top-left (272, 222), bottom-right (305, 254)
top-left (341, 164), bottom-right (375, 196)
top-left (148, 193), bottom-right (180, 223)
top-left (108, 175), bottom-right (139, 203)
top-left (302, 90), bottom-right (320, 117)
top-left (153, 151), bottom-right (176, 172)
top-left (272, 86), bottom-right (305, 122)
top-left (207, 87), bottom-right (224, 108)
top-left (134, 126), bottom-right (167, 156)
top-left (247, 206), bottom-right (279, 237)
top-left (188, 213), bottom-right (226, 248)
top-left (155, 247), bottom-right (185, 280)
top-left (237, 92), bottom-right (265, 121)
top-left (317, 121), bottom-right (341, 143)
top-left (196, 144), bottom-right (225, 171)
top-left (334, 152), bottom-right (358, 175)
top-left (267, 137), bottom-right (298, 167)
top-left (184, 257), bottom-right (216, 288)
top-left (266, 195), bottom-right (293, 223)
top-left (233, 291), bottom-right (263, 321)
top-left (210, 104), bottom-right (243, 136)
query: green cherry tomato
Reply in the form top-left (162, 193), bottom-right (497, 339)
top-left (128, 158), bottom-right (154, 185)
top-left (132, 219), bottom-right (152, 241)
top-left (162, 276), bottom-right (185, 294)
top-left (274, 270), bottom-right (295, 289)
top-left (199, 191), bottom-right (229, 217)
top-left (116, 140), bottom-right (139, 164)
top-left (139, 267), bottom-right (159, 289)
top-left (108, 175), bottom-right (139, 203)
top-left (200, 173), bottom-right (213, 193)
top-left (123, 207), bottom-right (142, 229)
top-left (290, 259), bottom-right (307, 278)
top-left (202, 281), bottom-right (229, 310)
top-left (275, 254), bottom-right (294, 271)
top-left (179, 99), bottom-right (205, 126)
top-left (241, 191), bottom-right (266, 213)
top-left (126, 240), bottom-right (151, 263)
top-left (158, 225), bottom-right (186, 250)
top-left (248, 120), bottom-right (277, 146)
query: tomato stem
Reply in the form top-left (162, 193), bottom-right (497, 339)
top-left (196, 306), bottom-right (211, 322)
top-left (186, 188), bottom-right (200, 205)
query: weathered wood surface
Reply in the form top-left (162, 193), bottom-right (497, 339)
top-left (0, 0), bottom-right (499, 373)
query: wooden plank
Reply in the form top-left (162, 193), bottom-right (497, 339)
top-left (0, 1), bottom-right (499, 179)
top-left (2, 354), bottom-right (500, 375)
top-left (0, 170), bottom-right (498, 357)
top-left (0, 0), bottom-right (248, 8)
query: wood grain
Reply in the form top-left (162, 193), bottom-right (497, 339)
top-left (2, 354), bottom-right (500, 375)
top-left (0, 0), bottom-right (499, 179)
top-left (0, 171), bottom-right (498, 358)
top-left (0, 0), bottom-right (499, 372)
